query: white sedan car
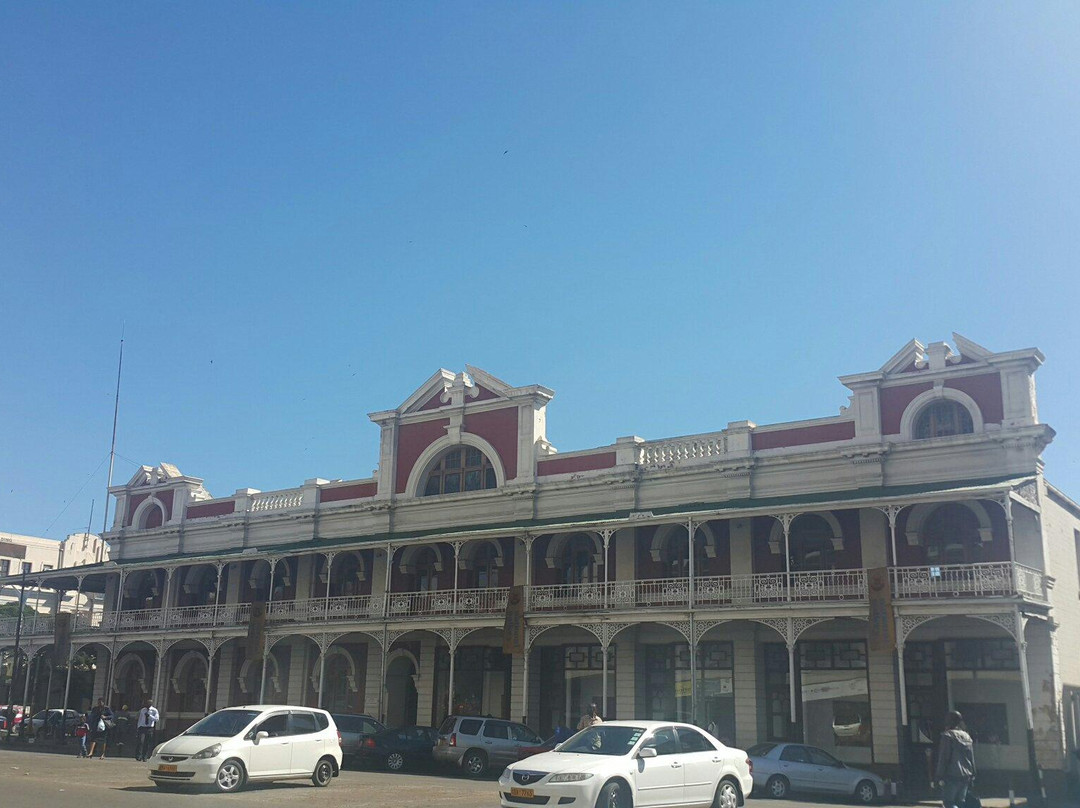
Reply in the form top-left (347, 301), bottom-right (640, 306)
top-left (148, 705), bottom-right (342, 792)
top-left (499, 720), bottom-right (753, 808)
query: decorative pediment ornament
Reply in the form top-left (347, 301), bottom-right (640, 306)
top-left (124, 463), bottom-right (185, 487)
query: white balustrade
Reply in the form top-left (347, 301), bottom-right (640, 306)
top-left (387, 589), bottom-right (457, 617)
top-left (629, 577), bottom-right (690, 608)
top-left (640, 433), bottom-right (726, 465)
top-left (325, 594), bottom-right (384, 621)
top-left (1014, 563), bottom-right (1050, 602)
top-left (249, 489), bottom-right (305, 512)
top-left (789, 569), bottom-right (867, 601)
top-left (165, 604), bottom-right (219, 628)
top-left (107, 608), bottom-right (164, 631)
top-left (452, 587), bottom-right (509, 615)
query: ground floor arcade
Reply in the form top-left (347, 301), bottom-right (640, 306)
top-left (1, 608), bottom-right (1065, 794)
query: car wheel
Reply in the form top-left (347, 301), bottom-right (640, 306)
top-left (312, 757), bottom-right (335, 787)
top-left (214, 759), bottom-right (246, 793)
top-left (386, 752), bottom-right (406, 771)
top-left (595, 780), bottom-right (631, 808)
top-left (463, 750), bottom-right (487, 777)
top-left (766, 775), bottom-right (789, 799)
top-left (855, 779), bottom-right (877, 804)
top-left (714, 779), bottom-right (740, 808)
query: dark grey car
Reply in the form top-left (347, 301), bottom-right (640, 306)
top-left (332, 713), bottom-right (385, 764)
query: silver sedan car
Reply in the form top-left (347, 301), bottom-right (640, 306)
top-left (748, 742), bottom-right (884, 804)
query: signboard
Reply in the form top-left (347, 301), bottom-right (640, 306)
top-left (53, 612), bottom-right (72, 666)
top-left (867, 566), bottom-right (895, 653)
top-left (502, 586), bottom-right (526, 655)
top-left (801, 676), bottom-right (869, 701)
top-left (247, 601), bottom-right (267, 662)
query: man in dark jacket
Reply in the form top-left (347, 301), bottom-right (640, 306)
top-left (936, 710), bottom-right (976, 808)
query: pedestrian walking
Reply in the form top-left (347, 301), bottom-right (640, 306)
top-left (936, 710), bottom-right (976, 808)
top-left (74, 714), bottom-right (90, 758)
top-left (577, 702), bottom-right (603, 731)
top-left (87, 698), bottom-right (114, 760)
top-left (135, 699), bottom-right (159, 762)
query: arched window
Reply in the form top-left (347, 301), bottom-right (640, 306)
top-left (474, 543), bottom-right (500, 589)
top-left (660, 527), bottom-right (711, 578)
top-left (914, 400), bottom-right (974, 440)
top-left (413, 548), bottom-right (440, 591)
top-left (141, 503), bottom-right (165, 529)
top-left (922, 504), bottom-right (985, 565)
top-left (788, 515), bottom-right (838, 571)
top-left (560, 534), bottom-right (599, 585)
top-left (422, 447), bottom-right (497, 496)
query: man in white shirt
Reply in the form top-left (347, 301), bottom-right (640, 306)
top-left (135, 699), bottom-right (159, 761)
top-left (577, 703), bottom-right (603, 731)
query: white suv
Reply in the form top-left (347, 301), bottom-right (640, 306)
top-left (148, 706), bottom-right (342, 792)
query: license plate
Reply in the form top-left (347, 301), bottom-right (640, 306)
top-left (510, 787), bottom-right (535, 798)
top-left (158, 764), bottom-right (177, 773)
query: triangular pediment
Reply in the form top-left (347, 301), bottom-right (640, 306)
top-left (879, 338), bottom-right (926, 376)
top-left (124, 463), bottom-right (184, 487)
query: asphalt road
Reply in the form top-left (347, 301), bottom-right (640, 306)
top-left (0, 746), bottom-right (1031, 808)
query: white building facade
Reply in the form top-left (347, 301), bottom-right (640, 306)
top-left (3, 334), bottom-right (1079, 795)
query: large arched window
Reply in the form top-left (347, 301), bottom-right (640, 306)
top-left (560, 534), bottom-right (600, 585)
top-left (789, 515), bottom-right (839, 572)
top-left (422, 446), bottom-right (497, 496)
top-left (922, 504), bottom-right (985, 565)
top-left (474, 543), bottom-right (500, 589)
top-left (914, 400), bottom-right (974, 440)
top-left (413, 548), bottom-right (440, 591)
top-left (141, 502), bottom-right (165, 529)
top-left (658, 526), bottom-right (711, 578)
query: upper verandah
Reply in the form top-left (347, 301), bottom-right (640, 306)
top-left (107, 333), bottom-right (1049, 533)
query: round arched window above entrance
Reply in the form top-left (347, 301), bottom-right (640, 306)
top-left (913, 400), bottom-right (974, 440)
top-left (421, 446), bottom-right (497, 496)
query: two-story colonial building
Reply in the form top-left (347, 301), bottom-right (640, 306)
top-left (3, 333), bottom-right (1079, 795)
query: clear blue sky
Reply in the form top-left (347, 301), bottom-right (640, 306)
top-left (2, 2), bottom-right (1078, 539)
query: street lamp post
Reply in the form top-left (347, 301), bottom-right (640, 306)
top-left (4, 562), bottom-right (30, 741)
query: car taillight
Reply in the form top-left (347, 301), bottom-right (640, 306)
top-left (337, 731), bottom-right (342, 746)
top-left (449, 733), bottom-right (457, 747)
top-left (746, 758), bottom-right (753, 773)
top-left (364, 737), bottom-right (376, 748)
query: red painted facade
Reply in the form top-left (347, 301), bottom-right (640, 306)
top-left (463, 407), bottom-right (519, 482)
top-left (186, 500), bottom-right (236, 519)
top-left (946, 373), bottom-right (1004, 424)
top-left (319, 482), bottom-right (377, 503)
top-left (751, 421), bottom-right (856, 451)
top-left (880, 382), bottom-right (934, 435)
top-left (536, 452), bottom-right (617, 476)
top-left (395, 418), bottom-right (451, 494)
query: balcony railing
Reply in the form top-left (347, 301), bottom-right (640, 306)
top-left (2, 563), bottom-right (1051, 637)
top-left (890, 562), bottom-right (1049, 602)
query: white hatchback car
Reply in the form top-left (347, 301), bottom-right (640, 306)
top-left (148, 705), bottom-right (342, 792)
top-left (499, 720), bottom-right (753, 808)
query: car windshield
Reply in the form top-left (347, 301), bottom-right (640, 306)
top-left (182, 709), bottom-right (262, 737)
top-left (557, 726), bottom-right (645, 756)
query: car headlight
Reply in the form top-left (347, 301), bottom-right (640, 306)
top-left (192, 743), bottom-right (222, 760)
top-left (500, 768), bottom-right (511, 781)
top-left (150, 744), bottom-right (163, 758)
top-left (548, 773), bottom-right (594, 783)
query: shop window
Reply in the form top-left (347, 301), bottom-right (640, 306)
top-left (799, 640), bottom-right (872, 763)
top-left (645, 642), bottom-right (733, 742)
top-left (764, 644), bottom-right (794, 742)
top-left (954, 702), bottom-right (1009, 745)
top-left (914, 400), bottom-right (974, 440)
top-left (422, 447), bottom-right (497, 496)
top-left (944, 639), bottom-right (1019, 671)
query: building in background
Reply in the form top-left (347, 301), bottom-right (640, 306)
top-left (3, 334), bottom-right (1079, 798)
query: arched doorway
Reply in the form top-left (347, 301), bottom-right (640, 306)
top-left (385, 653), bottom-right (418, 728)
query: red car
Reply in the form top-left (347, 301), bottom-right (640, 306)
top-left (0, 706), bottom-right (25, 732)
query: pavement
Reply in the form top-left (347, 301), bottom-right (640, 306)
top-left (0, 744), bottom-right (1067, 808)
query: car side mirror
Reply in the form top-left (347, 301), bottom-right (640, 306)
top-left (638, 747), bottom-right (658, 759)
top-left (255, 731), bottom-right (269, 743)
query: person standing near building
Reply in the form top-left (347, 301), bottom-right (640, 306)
top-left (135, 699), bottom-right (159, 762)
top-left (577, 703), bottom-right (602, 731)
top-left (936, 710), bottom-right (976, 808)
top-left (86, 698), bottom-right (114, 760)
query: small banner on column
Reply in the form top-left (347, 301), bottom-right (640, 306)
top-left (503, 585), bottom-right (526, 655)
top-left (53, 612), bottom-right (72, 665)
top-left (867, 566), bottom-right (895, 652)
top-left (248, 601), bottom-right (267, 662)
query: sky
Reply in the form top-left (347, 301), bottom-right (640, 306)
top-left (1, 2), bottom-right (1078, 540)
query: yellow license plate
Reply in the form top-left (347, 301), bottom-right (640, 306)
top-left (510, 787), bottom-right (535, 798)
top-left (158, 764), bottom-right (177, 773)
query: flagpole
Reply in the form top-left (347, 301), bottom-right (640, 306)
top-left (100, 333), bottom-right (124, 542)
